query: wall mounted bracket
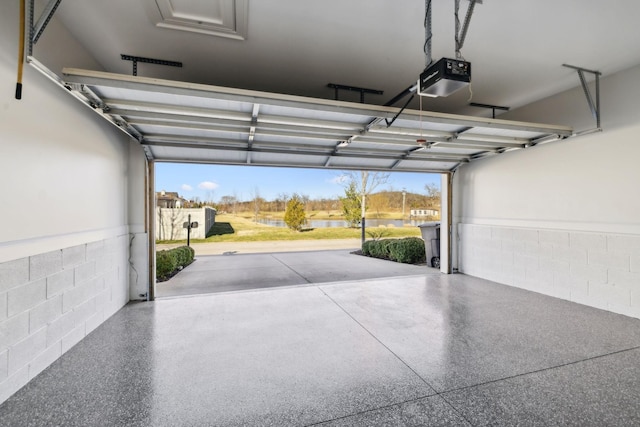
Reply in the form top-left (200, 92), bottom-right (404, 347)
top-left (563, 63), bottom-right (602, 132)
top-left (16, 0), bottom-right (62, 99)
top-left (469, 102), bottom-right (509, 119)
top-left (328, 83), bottom-right (383, 104)
top-left (121, 54), bottom-right (182, 77)
top-left (28, 0), bottom-right (62, 56)
top-left (455, 0), bottom-right (481, 58)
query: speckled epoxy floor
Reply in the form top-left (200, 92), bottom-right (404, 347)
top-left (2, 274), bottom-right (640, 426)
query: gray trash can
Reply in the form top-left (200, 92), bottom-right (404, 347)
top-left (418, 223), bottom-right (440, 268)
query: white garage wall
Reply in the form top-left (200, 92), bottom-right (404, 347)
top-left (0, 3), bottom-right (147, 403)
top-left (453, 64), bottom-right (640, 318)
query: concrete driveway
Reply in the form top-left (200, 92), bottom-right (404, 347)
top-left (156, 249), bottom-right (437, 297)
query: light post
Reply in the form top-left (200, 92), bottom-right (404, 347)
top-left (402, 188), bottom-right (406, 221)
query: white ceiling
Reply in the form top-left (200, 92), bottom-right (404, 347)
top-left (51, 0), bottom-right (640, 116)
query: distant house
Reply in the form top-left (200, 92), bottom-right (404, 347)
top-left (156, 191), bottom-right (189, 208)
top-left (410, 208), bottom-right (439, 217)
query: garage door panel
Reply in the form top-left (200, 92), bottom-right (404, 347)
top-left (61, 68), bottom-right (573, 173)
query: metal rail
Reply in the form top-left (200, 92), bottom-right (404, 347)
top-left (563, 63), bottom-right (602, 130)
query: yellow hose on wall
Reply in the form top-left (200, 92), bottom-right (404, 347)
top-left (16, 0), bottom-right (26, 99)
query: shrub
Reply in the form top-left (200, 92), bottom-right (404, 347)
top-left (173, 246), bottom-right (195, 267)
top-left (361, 237), bottom-right (425, 264)
top-left (362, 240), bottom-right (374, 256)
top-left (363, 238), bottom-right (394, 259)
top-left (156, 245), bottom-right (195, 281)
top-left (388, 237), bottom-right (426, 264)
top-left (156, 250), bottom-right (178, 280)
top-left (385, 239), bottom-right (400, 260)
top-left (185, 245), bottom-right (195, 262)
top-left (364, 240), bottom-right (378, 257)
top-left (376, 239), bottom-right (394, 259)
top-left (179, 246), bottom-right (196, 267)
top-left (173, 247), bottom-right (187, 267)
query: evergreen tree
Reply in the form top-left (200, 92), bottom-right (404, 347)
top-left (340, 181), bottom-right (362, 228)
top-left (284, 194), bottom-right (306, 231)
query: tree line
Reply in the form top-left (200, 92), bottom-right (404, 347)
top-left (184, 172), bottom-right (440, 229)
top-left (200, 187), bottom-right (440, 218)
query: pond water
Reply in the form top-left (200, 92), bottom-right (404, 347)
top-left (258, 218), bottom-right (435, 228)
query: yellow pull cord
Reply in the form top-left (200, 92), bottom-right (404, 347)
top-left (16, 0), bottom-right (26, 99)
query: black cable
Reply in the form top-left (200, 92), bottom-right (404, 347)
top-left (385, 93), bottom-right (415, 128)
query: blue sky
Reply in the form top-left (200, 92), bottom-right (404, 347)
top-left (155, 163), bottom-right (441, 202)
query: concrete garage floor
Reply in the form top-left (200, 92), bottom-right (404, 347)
top-left (2, 274), bottom-right (640, 426)
top-left (156, 249), bottom-right (434, 297)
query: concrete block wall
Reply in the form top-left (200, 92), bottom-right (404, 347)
top-left (0, 235), bottom-right (129, 403)
top-left (203, 207), bottom-right (216, 232)
top-left (458, 224), bottom-right (640, 318)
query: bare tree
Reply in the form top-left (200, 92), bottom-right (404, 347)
top-left (341, 171), bottom-right (390, 242)
top-left (206, 190), bottom-right (216, 205)
top-left (276, 192), bottom-right (289, 212)
top-left (425, 183), bottom-right (440, 198)
top-left (232, 190), bottom-right (240, 215)
top-left (219, 195), bottom-right (237, 213)
top-left (424, 183), bottom-right (441, 210)
top-left (251, 187), bottom-right (262, 223)
top-left (300, 193), bottom-right (310, 211)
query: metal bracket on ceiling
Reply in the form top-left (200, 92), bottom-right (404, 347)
top-left (455, 0), bottom-right (481, 59)
top-left (27, 0), bottom-right (62, 56)
top-left (469, 102), bottom-right (509, 119)
top-left (328, 83), bottom-right (383, 104)
top-left (17, 0), bottom-right (61, 99)
top-left (562, 63), bottom-right (602, 131)
top-left (120, 55), bottom-right (183, 77)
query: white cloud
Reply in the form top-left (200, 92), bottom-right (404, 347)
top-left (198, 181), bottom-right (219, 191)
top-left (181, 184), bottom-right (193, 192)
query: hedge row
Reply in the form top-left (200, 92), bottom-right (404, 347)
top-left (362, 237), bottom-right (426, 264)
top-left (156, 246), bottom-right (195, 281)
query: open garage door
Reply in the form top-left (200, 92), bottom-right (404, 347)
top-left (31, 62), bottom-right (573, 293)
top-left (60, 67), bottom-right (573, 172)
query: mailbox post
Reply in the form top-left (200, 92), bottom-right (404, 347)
top-left (182, 214), bottom-right (199, 247)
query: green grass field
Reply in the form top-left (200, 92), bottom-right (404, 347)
top-left (156, 214), bottom-right (421, 244)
